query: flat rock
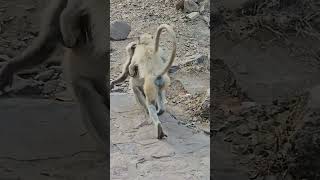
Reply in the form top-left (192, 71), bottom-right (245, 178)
top-left (110, 21), bottom-right (131, 41)
top-left (110, 93), bottom-right (209, 179)
top-left (0, 98), bottom-right (106, 179)
top-left (186, 12), bottom-right (200, 20)
top-left (35, 69), bottom-right (55, 82)
top-left (181, 53), bottom-right (208, 66)
top-left (8, 76), bottom-right (43, 95)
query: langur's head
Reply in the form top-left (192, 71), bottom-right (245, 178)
top-left (138, 33), bottom-right (153, 45)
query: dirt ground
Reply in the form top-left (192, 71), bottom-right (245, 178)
top-left (212, 0), bottom-right (320, 179)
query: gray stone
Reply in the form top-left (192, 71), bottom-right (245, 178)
top-left (35, 69), bottom-right (55, 82)
top-left (110, 21), bottom-right (131, 41)
top-left (0, 54), bottom-right (10, 62)
top-left (186, 12), bottom-right (200, 20)
top-left (9, 76), bottom-right (43, 95)
top-left (183, 0), bottom-right (199, 13)
top-left (181, 53), bottom-right (208, 66)
top-left (42, 80), bottom-right (60, 94)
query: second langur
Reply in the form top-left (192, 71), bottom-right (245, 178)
top-left (111, 24), bottom-right (177, 139)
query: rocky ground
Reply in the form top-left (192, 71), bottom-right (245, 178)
top-left (110, 93), bottom-right (209, 179)
top-left (212, 0), bottom-right (320, 179)
top-left (0, 98), bottom-right (108, 179)
top-left (0, 0), bottom-right (67, 98)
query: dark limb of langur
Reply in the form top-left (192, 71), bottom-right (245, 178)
top-left (0, 0), bottom-right (109, 151)
top-left (72, 77), bottom-right (108, 150)
top-left (0, 0), bottom-right (68, 90)
top-left (110, 42), bottom-right (137, 90)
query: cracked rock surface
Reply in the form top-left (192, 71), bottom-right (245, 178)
top-left (0, 98), bottom-right (107, 179)
top-left (110, 93), bottom-right (210, 179)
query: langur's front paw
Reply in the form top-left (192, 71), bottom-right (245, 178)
top-left (129, 65), bottom-right (138, 77)
top-left (157, 123), bottom-right (167, 139)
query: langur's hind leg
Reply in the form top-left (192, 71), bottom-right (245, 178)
top-left (132, 85), bottom-right (149, 115)
top-left (72, 78), bottom-right (108, 152)
top-left (145, 99), bottom-right (167, 139)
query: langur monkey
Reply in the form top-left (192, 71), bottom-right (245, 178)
top-left (111, 24), bottom-right (176, 139)
top-left (0, 0), bottom-right (108, 151)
